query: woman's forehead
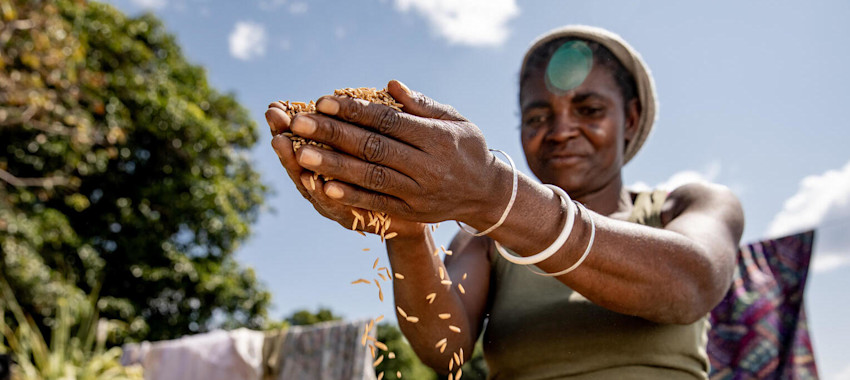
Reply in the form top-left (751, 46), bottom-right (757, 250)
top-left (520, 63), bottom-right (622, 110)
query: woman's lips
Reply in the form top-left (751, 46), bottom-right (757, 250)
top-left (547, 154), bottom-right (587, 166)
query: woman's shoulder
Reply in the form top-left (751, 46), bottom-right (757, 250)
top-left (661, 182), bottom-right (744, 227)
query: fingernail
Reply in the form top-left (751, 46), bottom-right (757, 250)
top-left (397, 80), bottom-right (412, 96)
top-left (325, 183), bottom-right (344, 199)
top-left (265, 107), bottom-right (290, 133)
top-left (271, 135), bottom-right (286, 158)
top-left (316, 98), bottom-right (339, 115)
top-left (291, 116), bottom-right (316, 136)
top-left (299, 148), bottom-right (322, 166)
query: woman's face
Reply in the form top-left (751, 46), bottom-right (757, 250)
top-left (520, 62), bottom-right (638, 197)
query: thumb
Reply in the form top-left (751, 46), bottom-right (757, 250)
top-left (387, 80), bottom-right (467, 122)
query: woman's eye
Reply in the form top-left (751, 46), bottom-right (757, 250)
top-left (577, 107), bottom-right (603, 117)
top-left (524, 114), bottom-right (549, 126)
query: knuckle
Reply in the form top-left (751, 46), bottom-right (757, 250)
top-left (341, 98), bottom-right (366, 122)
top-left (375, 109), bottom-right (400, 134)
top-left (361, 134), bottom-right (388, 164)
top-left (364, 164), bottom-right (389, 191)
top-left (321, 118), bottom-right (341, 144)
top-left (370, 192), bottom-right (388, 211)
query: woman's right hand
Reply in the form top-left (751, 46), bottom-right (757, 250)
top-left (266, 102), bottom-right (427, 239)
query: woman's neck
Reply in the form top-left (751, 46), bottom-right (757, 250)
top-left (572, 175), bottom-right (631, 217)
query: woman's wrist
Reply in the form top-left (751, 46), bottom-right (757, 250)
top-left (456, 150), bottom-right (516, 231)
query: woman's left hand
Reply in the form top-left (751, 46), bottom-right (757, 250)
top-left (270, 80), bottom-right (508, 226)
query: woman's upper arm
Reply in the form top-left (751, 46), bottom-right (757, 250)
top-left (661, 182), bottom-right (745, 307)
top-left (443, 231), bottom-right (492, 340)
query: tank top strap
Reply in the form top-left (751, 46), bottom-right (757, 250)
top-left (628, 189), bottom-right (668, 228)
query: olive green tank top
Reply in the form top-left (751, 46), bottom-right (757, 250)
top-left (483, 190), bottom-right (709, 380)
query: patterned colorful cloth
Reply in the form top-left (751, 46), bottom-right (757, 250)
top-left (708, 230), bottom-right (819, 379)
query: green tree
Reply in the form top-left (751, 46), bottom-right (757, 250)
top-left (0, 0), bottom-right (270, 342)
top-left (285, 307), bottom-right (341, 326)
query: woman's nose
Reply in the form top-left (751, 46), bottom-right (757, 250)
top-left (546, 112), bottom-right (581, 142)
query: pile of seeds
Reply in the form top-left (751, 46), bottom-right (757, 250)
top-left (278, 87), bottom-right (403, 241)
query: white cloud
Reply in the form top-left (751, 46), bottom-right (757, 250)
top-left (228, 21), bottom-right (268, 61)
top-left (766, 161), bottom-right (850, 273)
top-left (393, 0), bottom-right (519, 47)
top-left (289, 2), bottom-right (308, 14)
top-left (130, 0), bottom-right (167, 10)
top-left (629, 160), bottom-right (721, 193)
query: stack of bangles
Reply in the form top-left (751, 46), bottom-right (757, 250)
top-left (456, 149), bottom-right (596, 276)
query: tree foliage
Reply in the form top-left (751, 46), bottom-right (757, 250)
top-left (0, 0), bottom-right (270, 342)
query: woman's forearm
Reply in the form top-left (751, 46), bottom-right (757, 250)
top-left (463, 171), bottom-right (738, 324)
top-left (385, 230), bottom-right (479, 373)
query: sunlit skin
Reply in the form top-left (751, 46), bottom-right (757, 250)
top-left (520, 62), bottom-right (638, 213)
top-left (266, 61), bottom-right (744, 374)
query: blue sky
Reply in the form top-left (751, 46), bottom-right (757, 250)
top-left (103, 0), bottom-right (850, 378)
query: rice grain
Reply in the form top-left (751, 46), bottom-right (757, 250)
top-left (449, 325), bottom-right (461, 333)
top-left (438, 313), bottom-right (451, 320)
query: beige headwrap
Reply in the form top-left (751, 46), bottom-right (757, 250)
top-left (520, 25), bottom-right (658, 164)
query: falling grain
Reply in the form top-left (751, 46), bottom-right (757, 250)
top-left (384, 232), bottom-right (398, 240)
top-left (373, 355), bottom-right (384, 367)
top-left (439, 342), bottom-right (447, 353)
top-left (394, 273), bottom-right (405, 280)
top-left (438, 313), bottom-right (451, 320)
top-left (397, 371), bottom-right (402, 378)
top-left (460, 348), bottom-right (464, 364)
top-left (356, 230), bottom-right (366, 237)
top-left (435, 338), bottom-right (447, 348)
top-left (448, 374), bottom-right (453, 380)
top-left (462, 273), bottom-right (467, 280)
top-left (351, 279), bottom-right (371, 285)
top-left (441, 280), bottom-right (452, 286)
top-left (458, 284), bottom-right (466, 294)
top-left (363, 248), bottom-right (370, 251)
top-left (375, 315), bottom-right (384, 323)
top-left (396, 306), bottom-right (408, 319)
top-left (439, 267), bottom-right (445, 280)
top-left (370, 345), bottom-right (376, 358)
top-left (377, 372), bottom-right (384, 380)
top-left (426, 293), bottom-right (436, 304)
top-left (373, 258), bottom-right (380, 269)
top-left (388, 352), bottom-right (396, 359)
top-left (375, 341), bottom-right (388, 351)
top-left (449, 359), bottom-right (454, 371)
top-left (457, 368), bottom-right (462, 380)
top-left (454, 352), bottom-right (461, 366)
top-left (406, 316), bottom-right (419, 323)
top-left (449, 325), bottom-right (461, 333)
top-left (378, 273), bottom-right (388, 281)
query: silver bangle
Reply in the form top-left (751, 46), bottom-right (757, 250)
top-left (527, 201), bottom-right (595, 277)
top-left (493, 184), bottom-right (576, 266)
top-left (456, 149), bottom-right (518, 237)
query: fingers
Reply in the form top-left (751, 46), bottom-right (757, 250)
top-left (271, 134), bottom-right (312, 200)
top-left (296, 145), bottom-right (419, 198)
top-left (386, 80), bottom-right (467, 122)
top-left (315, 95), bottom-right (436, 147)
top-left (322, 180), bottom-right (417, 220)
top-left (290, 113), bottom-right (426, 174)
top-left (265, 104), bottom-right (291, 135)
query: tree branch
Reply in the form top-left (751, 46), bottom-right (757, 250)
top-left (0, 168), bottom-right (72, 189)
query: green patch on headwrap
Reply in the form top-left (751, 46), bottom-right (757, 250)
top-left (545, 40), bottom-right (593, 94)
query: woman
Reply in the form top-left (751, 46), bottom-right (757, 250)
top-left (266, 25), bottom-right (743, 379)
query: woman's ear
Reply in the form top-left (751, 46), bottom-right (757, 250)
top-left (623, 98), bottom-right (640, 145)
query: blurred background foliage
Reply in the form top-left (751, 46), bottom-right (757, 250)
top-left (0, 0), bottom-right (270, 344)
